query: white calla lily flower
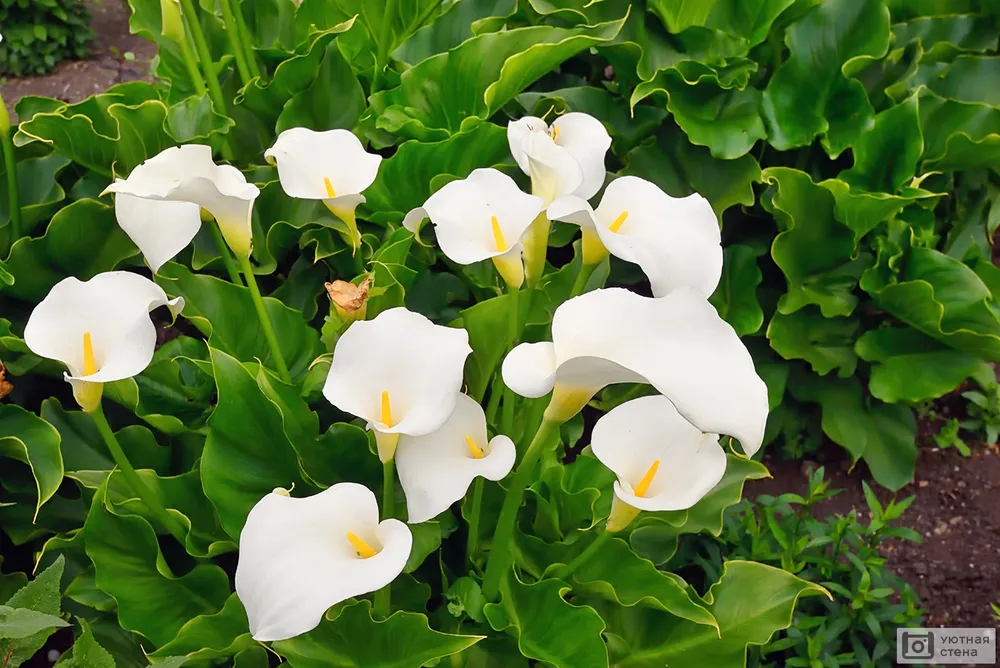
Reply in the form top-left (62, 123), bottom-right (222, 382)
top-left (265, 128), bottom-right (382, 252)
top-left (323, 307), bottom-right (473, 462)
top-left (507, 113), bottom-right (611, 287)
top-left (235, 482), bottom-right (412, 642)
top-left (396, 393), bottom-right (516, 524)
top-left (548, 176), bottom-right (723, 297)
top-left (23, 272), bottom-right (184, 412)
top-left (590, 395), bottom-right (728, 532)
top-left (501, 286), bottom-right (768, 456)
top-left (104, 144), bottom-right (260, 262)
top-left (403, 169), bottom-right (544, 288)
top-left (507, 113), bottom-right (611, 203)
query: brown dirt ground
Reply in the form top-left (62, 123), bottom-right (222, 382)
top-left (0, 0), bottom-right (155, 122)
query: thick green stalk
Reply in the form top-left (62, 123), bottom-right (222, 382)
top-left (500, 285), bottom-right (520, 436)
top-left (0, 95), bottom-right (22, 242)
top-left (465, 477), bottom-right (484, 566)
top-left (374, 0), bottom-right (399, 90)
top-left (176, 28), bottom-right (208, 96)
top-left (177, 0), bottom-right (229, 115)
top-left (482, 418), bottom-right (560, 600)
top-left (231, 0), bottom-right (261, 79)
top-left (374, 460), bottom-right (396, 617)
top-left (570, 261), bottom-right (599, 298)
top-left (554, 529), bottom-right (610, 581)
top-left (92, 403), bottom-right (187, 544)
top-left (207, 220), bottom-right (244, 286)
top-left (217, 0), bottom-right (252, 84)
top-left (238, 253), bottom-right (292, 383)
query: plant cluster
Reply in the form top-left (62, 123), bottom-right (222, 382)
top-left (676, 468), bottom-right (924, 667)
top-left (0, 0), bottom-right (997, 666)
top-left (0, 0), bottom-right (93, 76)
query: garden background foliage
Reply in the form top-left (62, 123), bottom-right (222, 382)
top-left (0, 0), bottom-right (93, 76)
top-left (1, 0), bottom-right (999, 665)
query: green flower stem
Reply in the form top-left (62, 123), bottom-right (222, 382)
top-left (465, 477), bottom-right (484, 567)
top-left (500, 285), bottom-right (520, 436)
top-left (177, 0), bottom-right (229, 116)
top-left (374, 0), bottom-right (398, 90)
top-left (0, 95), bottom-right (22, 243)
top-left (207, 220), bottom-right (244, 286)
top-left (176, 29), bottom-right (208, 97)
top-left (554, 529), bottom-right (610, 581)
top-left (238, 253), bottom-right (292, 383)
top-left (482, 417), bottom-right (560, 601)
top-left (217, 0), bottom-right (252, 85)
top-left (231, 1), bottom-right (261, 79)
top-left (91, 403), bottom-right (187, 545)
top-left (374, 459), bottom-right (396, 618)
top-left (569, 260), bottom-right (599, 298)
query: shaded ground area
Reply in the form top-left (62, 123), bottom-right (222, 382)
top-left (752, 442), bottom-right (1000, 630)
top-left (0, 0), bottom-right (155, 122)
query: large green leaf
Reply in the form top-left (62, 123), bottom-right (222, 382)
top-left (369, 17), bottom-right (626, 141)
top-left (929, 55), bottom-right (1000, 106)
top-left (2, 198), bottom-right (138, 303)
top-left (0, 606), bottom-right (69, 640)
top-left (709, 244), bottom-right (764, 336)
top-left (273, 600), bottom-right (482, 667)
top-left (620, 126), bottom-right (760, 217)
top-left (393, 0), bottom-right (517, 65)
top-left (892, 14), bottom-right (998, 62)
top-left (54, 619), bottom-right (115, 668)
top-left (762, 0), bottom-right (890, 154)
top-left (156, 262), bottom-right (323, 379)
top-left (17, 92), bottom-right (175, 176)
top-left (0, 152), bottom-right (70, 244)
top-left (790, 373), bottom-right (918, 489)
top-left (763, 168), bottom-right (868, 319)
top-left (767, 309), bottom-right (860, 378)
top-left (151, 594), bottom-right (254, 663)
top-left (202, 347), bottom-right (313, 538)
top-left (454, 291), bottom-right (535, 401)
top-left (484, 574), bottom-right (608, 668)
top-left (599, 561), bottom-right (828, 667)
top-left (841, 94), bottom-right (923, 193)
top-left (917, 89), bottom-right (1000, 171)
top-left (0, 404), bottom-right (63, 520)
top-left (275, 38), bottom-right (366, 133)
top-left (0, 556), bottom-right (64, 668)
top-left (856, 327), bottom-right (992, 402)
top-left (83, 478), bottom-right (229, 647)
top-left (364, 123), bottom-right (510, 224)
top-left (570, 537), bottom-right (717, 629)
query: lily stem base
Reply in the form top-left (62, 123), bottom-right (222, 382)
top-left (238, 253), bottom-right (292, 383)
top-left (91, 403), bottom-right (187, 545)
top-left (374, 459), bottom-right (397, 618)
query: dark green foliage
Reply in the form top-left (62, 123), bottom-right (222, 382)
top-left (0, 0), bottom-right (94, 76)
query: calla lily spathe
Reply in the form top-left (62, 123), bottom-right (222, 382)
top-left (104, 144), bottom-right (260, 265)
top-left (548, 176), bottom-right (723, 297)
top-left (403, 169), bottom-right (544, 288)
top-left (507, 113), bottom-right (611, 204)
top-left (323, 307), bottom-right (473, 462)
top-left (235, 483), bottom-right (411, 642)
top-left (590, 395), bottom-right (728, 531)
top-left (23, 272), bottom-right (184, 412)
top-left (396, 393), bottom-right (516, 524)
top-left (501, 286), bottom-right (768, 456)
top-left (265, 128), bottom-right (382, 251)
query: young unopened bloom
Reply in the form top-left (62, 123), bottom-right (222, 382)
top-left (23, 272), bottom-right (184, 412)
top-left (404, 169), bottom-right (544, 288)
top-left (591, 395), bottom-right (728, 532)
top-left (501, 286), bottom-right (768, 456)
top-left (507, 113), bottom-right (611, 287)
top-left (395, 394), bottom-right (516, 524)
top-left (104, 144), bottom-right (260, 265)
top-left (265, 128), bottom-right (382, 253)
top-left (548, 176), bottom-right (722, 297)
top-left (323, 307), bottom-right (472, 462)
top-left (235, 483), bottom-right (411, 642)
